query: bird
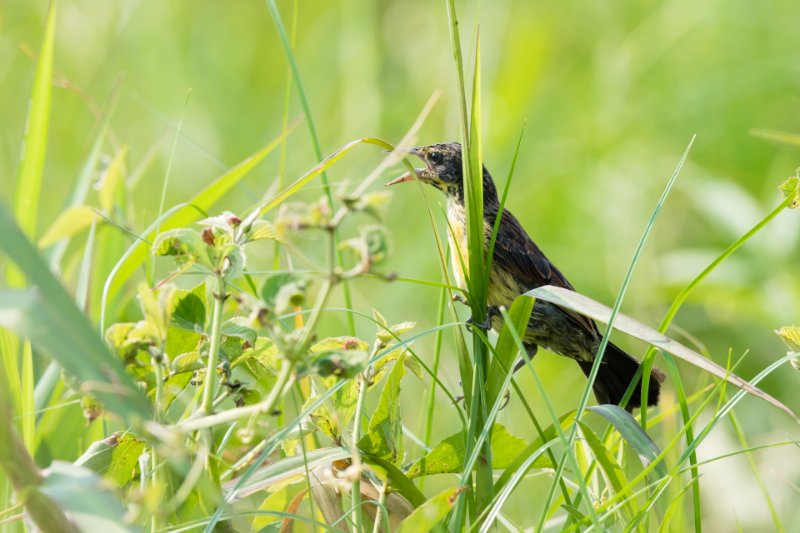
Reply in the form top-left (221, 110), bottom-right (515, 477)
top-left (386, 142), bottom-right (664, 410)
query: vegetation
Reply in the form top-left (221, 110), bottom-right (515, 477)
top-left (1, 0), bottom-right (799, 531)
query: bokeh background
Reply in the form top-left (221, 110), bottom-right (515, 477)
top-left (2, 0), bottom-right (800, 529)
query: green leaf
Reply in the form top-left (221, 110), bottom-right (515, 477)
top-left (528, 285), bottom-right (799, 421)
top-left (38, 206), bottom-right (101, 248)
top-left (776, 326), bottom-right (800, 352)
top-left (494, 412), bottom-right (577, 493)
top-left (306, 378), bottom-right (360, 442)
top-left (376, 320), bottom-right (416, 344)
top-left (246, 219), bottom-right (279, 241)
top-left (13, 0), bottom-right (56, 240)
top-left (312, 350), bottom-right (368, 379)
top-left (98, 146), bottom-right (128, 213)
top-left (486, 295), bottom-right (534, 408)
top-left (372, 309), bottom-right (388, 329)
top-left (152, 228), bottom-right (211, 268)
top-left (779, 175), bottom-right (800, 208)
top-left (407, 424), bottom-right (528, 478)
top-left (587, 404), bottom-right (668, 481)
top-left (577, 421), bottom-right (637, 522)
top-left (0, 204), bottom-right (151, 423)
top-left (396, 486), bottom-right (466, 533)
top-left (74, 433), bottom-right (145, 487)
top-left (370, 347), bottom-right (422, 387)
top-left (311, 336), bottom-right (369, 352)
top-left (358, 353), bottom-right (405, 464)
top-left (138, 283), bottom-right (177, 342)
top-left (236, 337), bottom-right (278, 371)
top-left (39, 462), bottom-right (136, 533)
top-left (221, 317), bottom-right (257, 346)
top-left (171, 284), bottom-right (207, 333)
top-left (223, 447), bottom-right (351, 500)
top-left (360, 455), bottom-right (426, 508)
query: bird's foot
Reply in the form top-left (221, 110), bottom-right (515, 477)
top-left (465, 305), bottom-right (503, 331)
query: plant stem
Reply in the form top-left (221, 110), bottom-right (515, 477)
top-left (201, 275), bottom-right (226, 415)
top-left (351, 339), bottom-right (380, 533)
top-left (350, 367), bottom-right (371, 533)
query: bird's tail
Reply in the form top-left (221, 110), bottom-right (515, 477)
top-left (577, 342), bottom-right (665, 411)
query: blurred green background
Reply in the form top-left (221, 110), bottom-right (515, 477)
top-left (2, 0), bottom-right (800, 529)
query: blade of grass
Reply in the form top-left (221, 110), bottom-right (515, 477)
top-left (265, 0), bottom-right (357, 337)
top-left (0, 203), bottom-right (151, 424)
top-left (12, 0), bottom-right (56, 242)
top-left (538, 137), bottom-right (693, 528)
top-left (636, 172), bottom-right (797, 531)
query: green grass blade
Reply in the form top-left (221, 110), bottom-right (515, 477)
top-left (587, 405), bottom-right (668, 481)
top-left (0, 203), bottom-right (151, 423)
top-left (265, 0), bottom-right (357, 336)
top-left (13, 0), bottom-right (56, 241)
top-left (577, 420), bottom-right (638, 523)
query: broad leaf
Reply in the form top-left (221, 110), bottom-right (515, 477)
top-left (74, 433), bottom-right (145, 487)
top-left (407, 424), bottom-right (528, 478)
top-left (396, 486), bottom-right (466, 533)
top-left (358, 354), bottom-right (405, 464)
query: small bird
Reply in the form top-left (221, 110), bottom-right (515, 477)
top-left (387, 142), bottom-right (664, 409)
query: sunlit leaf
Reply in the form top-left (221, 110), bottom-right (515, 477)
top-left (407, 424), bottom-right (528, 478)
top-left (779, 175), bottom-right (800, 209)
top-left (74, 433), bottom-right (145, 487)
top-left (358, 353), bottom-right (405, 464)
top-left (396, 486), bottom-right (466, 533)
top-left (38, 206), bottom-right (101, 248)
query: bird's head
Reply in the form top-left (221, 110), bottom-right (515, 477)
top-left (386, 142), bottom-right (497, 204)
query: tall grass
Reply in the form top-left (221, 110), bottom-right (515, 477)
top-left (1, 1), bottom-right (799, 532)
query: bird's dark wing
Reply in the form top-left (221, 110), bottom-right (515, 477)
top-left (490, 208), bottom-right (600, 336)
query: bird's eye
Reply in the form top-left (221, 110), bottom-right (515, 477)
top-left (429, 151), bottom-right (443, 164)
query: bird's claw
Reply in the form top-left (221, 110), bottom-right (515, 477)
top-left (465, 305), bottom-right (502, 331)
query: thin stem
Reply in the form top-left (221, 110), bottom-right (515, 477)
top-left (201, 275), bottom-right (226, 415)
top-left (372, 481), bottom-right (388, 533)
top-left (350, 365), bottom-right (371, 533)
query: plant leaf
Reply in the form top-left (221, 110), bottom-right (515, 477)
top-left (396, 486), bottom-right (466, 533)
top-left (588, 404), bottom-right (668, 481)
top-left (74, 433), bottom-right (145, 487)
top-left (407, 424), bottom-right (529, 478)
top-left (39, 462), bottom-right (135, 533)
top-left (223, 447), bottom-right (350, 500)
top-left (0, 204), bottom-right (151, 423)
top-left (486, 295), bottom-right (534, 408)
top-left (358, 353), bottom-right (405, 464)
top-left (528, 285), bottom-right (799, 421)
top-left (38, 206), bottom-right (102, 248)
top-left (577, 421), bottom-right (637, 522)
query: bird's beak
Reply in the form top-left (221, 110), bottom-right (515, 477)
top-left (385, 168), bottom-right (424, 186)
